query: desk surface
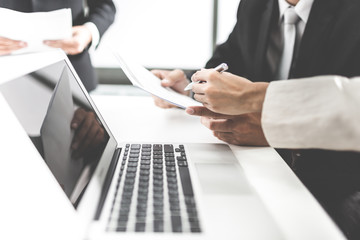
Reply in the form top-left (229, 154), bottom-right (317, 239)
top-left (92, 94), bottom-right (345, 240)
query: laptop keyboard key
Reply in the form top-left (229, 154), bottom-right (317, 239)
top-left (135, 222), bottom-right (146, 232)
top-left (131, 144), bottom-right (141, 149)
top-left (164, 144), bottom-right (174, 153)
top-left (171, 215), bottom-right (182, 232)
top-left (178, 166), bottom-right (194, 196)
top-left (154, 219), bottom-right (164, 232)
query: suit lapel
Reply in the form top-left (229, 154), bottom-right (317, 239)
top-left (292, 0), bottom-right (340, 77)
top-left (253, 0), bottom-right (278, 81)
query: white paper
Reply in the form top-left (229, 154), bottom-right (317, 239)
top-left (114, 51), bottom-right (202, 108)
top-left (0, 8), bottom-right (72, 54)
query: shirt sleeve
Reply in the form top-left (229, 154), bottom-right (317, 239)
top-left (261, 75), bottom-right (360, 151)
top-left (84, 22), bottom-right (100, 52)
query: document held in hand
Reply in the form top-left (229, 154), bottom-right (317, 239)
top-left (0, 8), bottom-right (72, 54)
top-left (114, 52), bottom-right (202, 109)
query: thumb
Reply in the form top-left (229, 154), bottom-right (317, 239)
top-left (161, 78), bottom-right (176, 87)
top-left (161, 69), bottom-right (186, 87)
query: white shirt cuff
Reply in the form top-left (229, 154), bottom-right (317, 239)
top-left (261, 76), bottom-right (360, 151)
top-left (84, 22), bottom-right (100, 53)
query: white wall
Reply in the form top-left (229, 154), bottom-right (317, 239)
top-left (91, 0), bottom-right (240, 69)
top-left (217, 0), bottom-right (241, 44)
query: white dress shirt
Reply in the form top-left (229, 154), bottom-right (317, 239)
top-left (82, 0), bottom-right (100, 52)
top-left (267, 0), bottom-right (314, 80)
top-left (262, 76), bottom-right (360, 152)
top-left (84, 22), bottom-right (100, 52)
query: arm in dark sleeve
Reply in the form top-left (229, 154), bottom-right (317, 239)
top-left (86, 0), bottom-right (116, 37)
top-left (344, 44), bottom-right (360, 78)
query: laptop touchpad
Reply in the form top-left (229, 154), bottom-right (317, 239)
top-left (194, 163), bottom-right (253, 195)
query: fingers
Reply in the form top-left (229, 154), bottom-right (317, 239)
top-left (152, 95), bottom-right (177, 109)
top-left (191, 82), bottom-right (207, 95)
top-left (0, 46), bottom-right (25, 55)
top-left (191, 70), bottom-right (232, 94)
top-left (191, 68), bottom-right (220, 84)
top-left (213, 131), bottom-right (236, 144)
top-left (151, 69), bottom-right (181, 87)
top-left (71, 108), bottom-right (86, 130)
top-left (151, 69), bottom-right (190, 108)
top-left (73, 119), bottom-right (100, 158)
top-left (151, 70), bottom-right (167, 80)
top-left (151, 69), bottom-right (178, 87)
top-left (44, 26), bottom-right (90, 55)
top-left (71, 108), bottom-right (107, 158)
top-left (73, 127), bottom-right (97, 158)
top-left (44, 39), bottom-right (83, 55)
top-left (161, 69), bottom-right (186, 87)
top-left (190, 69), bottom-right (222, 107)
top-left (43, 39), bottom-right (68, 49)
top-left (71, 111), bottom-right (95, 151)
top-left (150, 70), bottom-right (178, 109)
top-left (200, 117), bottom-right (234, 132)
top-left (92, 128), bottom-right (105, 147)
top-left (185, 106), bottom-right (230, 119)
top-left (0, 37), bottom-right (27, 55)
top-left (0, 37), bottom-right (26, 45)
top-left (193, 93), bottom-right (207, 104)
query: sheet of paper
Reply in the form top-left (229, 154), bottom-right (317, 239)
top-left (114, 51), bottom-right (202, 109)
top-left (0, 8), bottom-right (72, 54)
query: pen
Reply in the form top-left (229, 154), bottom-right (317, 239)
top-left (184, 63), bottom-right (228, 91)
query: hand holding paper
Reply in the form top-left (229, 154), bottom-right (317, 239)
top-left (0, 36), bottom-right (27, 55)
top-left (114, 52), bottom-right (202, 109)
top-left (151, 69), bottom-right (191, 108)
top-left (0, 8), bottom-right (72, 55)
top-left (44, 25), bottom-right (93, 55)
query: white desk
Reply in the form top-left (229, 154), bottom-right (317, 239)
top-left (92, 94), bottom-right (346, 240)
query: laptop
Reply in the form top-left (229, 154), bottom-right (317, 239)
top-left (0, 53), bottom-right (283, 239)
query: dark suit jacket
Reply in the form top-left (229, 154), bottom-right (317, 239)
top-left (0, 0), bottom-right (116, 91)
top-left (206, 0), bottom-right (360, 236)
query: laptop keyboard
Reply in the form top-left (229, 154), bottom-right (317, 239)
top-left (107, 144), bottom-right (202, 233)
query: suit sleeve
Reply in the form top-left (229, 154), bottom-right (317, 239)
top-left (261, 76), bottom-right (360, 151)
top-left (86, 0), bottom-right (116, 38)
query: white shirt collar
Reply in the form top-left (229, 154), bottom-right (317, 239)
top-left (278, 0), bottom-right (314, 24)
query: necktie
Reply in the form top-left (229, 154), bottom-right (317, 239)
top-left (277, 7), bottom-right (299, 80)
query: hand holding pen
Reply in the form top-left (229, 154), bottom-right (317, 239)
top-left (184, 63), bottom-right (228, 91)
top-left (187, 64), bottom-right (267, 115)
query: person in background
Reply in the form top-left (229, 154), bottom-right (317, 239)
top-left (151, 0), bottom-right (360, 238)
top-left (0, 0), bottom-right (116, 92)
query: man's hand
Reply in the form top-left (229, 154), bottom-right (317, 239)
top-left (44, 25), bottom-right (92, 55)
top-left (0, 36), bottom-right (27, 55)
top-left (71, 108), bottom-right (106, 158)
top-left (191, 69), bottom-right (269, 115)
top-left (186, 106), bottom-right (269, 146)
top-left (151, 69), bottom-right (191, 108)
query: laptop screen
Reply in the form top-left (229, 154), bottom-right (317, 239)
top-left (0, 60), bottom-right (116, 208)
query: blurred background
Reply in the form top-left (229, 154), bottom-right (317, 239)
top-left (90, 0), bottom-right (241, 87)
